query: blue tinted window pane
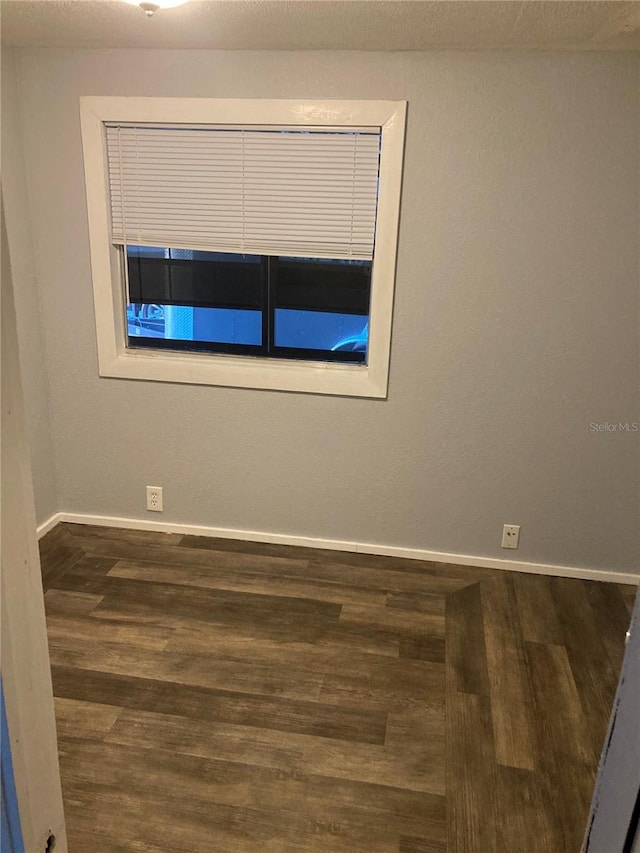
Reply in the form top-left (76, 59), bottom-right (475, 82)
top-left (192, 307), bottom-right (261, 345)
top-left (127, 304), bottom-right (261, 346)
top-left (127, 246), bottom-right (168, 258)
top-left (126, 246), bottom-right (260, 264)
top-left (127, 303), bottom-right (166, 337)
top-left (275, 309), bottom-right (368, 353)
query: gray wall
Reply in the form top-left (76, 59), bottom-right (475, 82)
top-left (1, 48), bottom-right (58, 524)
top-left (6, 48), bottom-right (640, 572)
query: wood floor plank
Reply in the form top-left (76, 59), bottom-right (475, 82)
top-left (445, 577), bottom-right (499, 853)
top-left (523, 640), bottom-right (600, 851)
top-left (46, 613), bottom-right (173, 651)
top-left (179, 531), bottom-right (329, 559)
top-left (69, 536), bottom-right (310, 573)
top-left (61, 782), bottom-right (403, 853)
top-left (64, 553), bottom-right (119, 579)
top-left (445, 691), bottom-right (498, 853)
top-left (94, 604), bottom-right (404, 656)
top-left (320, 659), bottom-right (444, 714)
top-left (399, 636), bottom-right (445, 663)
top-left (541, 764), bottom-right (598, 853)
top-left (44, 588), bottom-right (104, 616)
top-left (481, 576), bottom-right (536, 770)
top-left (54, 572), bottom-right (343, 640)
top-left (51, 665), bottom-right (387, 744)
top-left (399, 837), bottom-right (446, 853)
top-left (55, 570), bottom-right (341, 618)
top-left (340, 604), bottom-right (445, 638)
top-left (54, 697), bottom-right (123, 741)
top-left (445, 582), bottom-right (489, 696)
top-left (48, 634), bottom-right (326, 701)
top-left (493, 765), bottom-right (560, 853)
top-left (513, 573), bottom-right (564, 645)
top-left (582, 579), bottom-right (632, 674)
top-left (59, 737), bottom-right (445, 842)
top-left (385, 707), bottom-right (446, 755)
top-left (550, 576), bottom-right (619, 745)
top-left (617, 582), bottom-right (638, 615)
top-left (64, 522), bottom-right (184, 548)
top-left (59, 733), bottom-right (440, 851)
top-left (106, 707), bottom-right (445, 795)
top-left (385, 704), bottom-right (446, 792)
top-left (311, 552), bottom-right (499, 580)
top-left (386, 592), bottom-right (445, 615)
top-left (525, 640), bottom-right (598, 769)
top-left (39, 524), bottom-right (85, 591)
top-left (164, 619), bottom-right (401, 663)
top-left (110, 558), bottom-right (388, 607)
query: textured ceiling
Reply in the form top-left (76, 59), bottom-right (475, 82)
top-left (1, 0), bottom-right (640, 51)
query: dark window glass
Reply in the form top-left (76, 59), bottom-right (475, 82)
top-left (274, 257), bottom-right (371, 315)
top-left (125, 247), bottom-right (370, 363)
top-left (127, 248), bottom-right (263, 310)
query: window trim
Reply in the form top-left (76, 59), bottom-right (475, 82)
top-left (80, 97), bottom-right (406, 398)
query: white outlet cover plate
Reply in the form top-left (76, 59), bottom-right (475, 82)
top-left (146, 486), bottom-right (163, 512)
top-left (501, 524), bottom-right (520, 549)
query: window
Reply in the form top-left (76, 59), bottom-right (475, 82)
top-left (80, 98), bottom-right (406, 397)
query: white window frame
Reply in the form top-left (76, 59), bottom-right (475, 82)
top-left (80, 97), bottom-right (406, 398)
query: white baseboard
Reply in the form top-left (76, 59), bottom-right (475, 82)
top-left (36, 513), bottom-right (64, 539)
top-left (36, 511), bottom-right (640, 586)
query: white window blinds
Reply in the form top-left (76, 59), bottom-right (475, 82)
top-left (106, 124), bottom-right (381, 261)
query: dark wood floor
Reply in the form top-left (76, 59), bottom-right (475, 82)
top-left (39, 523), bottom-right (636, 853)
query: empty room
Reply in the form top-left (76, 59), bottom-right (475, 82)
top-left (1, 1), bottom-right (639, 851)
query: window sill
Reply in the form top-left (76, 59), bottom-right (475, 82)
top-left (99, 346), bottom-right (387, 398)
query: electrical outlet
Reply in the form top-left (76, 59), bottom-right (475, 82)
top-left (146, 486), bottom-right (163, 512)
top-left (501, 524), bottom-right (520, 549)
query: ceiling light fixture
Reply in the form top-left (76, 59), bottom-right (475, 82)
top-left (123, 0), bottom-right (188, 17)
